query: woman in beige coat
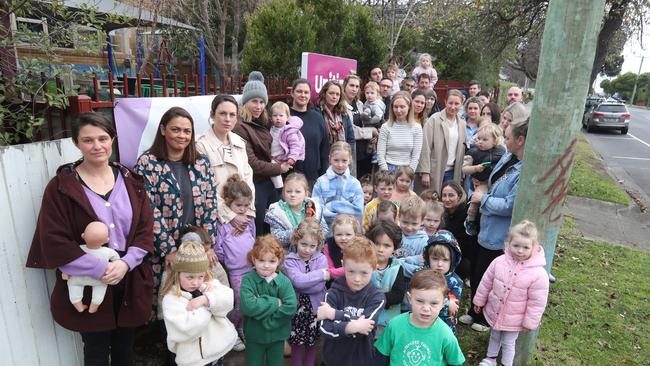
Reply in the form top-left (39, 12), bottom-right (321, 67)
top-left (196, 94), bottom-right (255, 229)
top-left (416, 89), bottom-right (467, 194)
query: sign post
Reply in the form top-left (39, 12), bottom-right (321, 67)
top-left (300, 52), bottom-right (357, 103)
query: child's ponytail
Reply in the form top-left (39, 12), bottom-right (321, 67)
top-left (221, 173), bottom-right (253, 206)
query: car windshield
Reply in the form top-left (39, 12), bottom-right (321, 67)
top-left (597, 105), bottom-right (627, 113)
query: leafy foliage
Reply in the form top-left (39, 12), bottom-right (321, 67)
top-left (241, 0), bottom-right (316, 78)
top-left (1, 1), bottom-right (124, 145)
top-left (417, 5), bottom-right (502, 85)
top-left (242, 0), bottom-right (387, 79)
top-left (600, 71), bottom-right (650, 103)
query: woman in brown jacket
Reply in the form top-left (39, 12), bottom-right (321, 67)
top-left (233, 71), bottom-right (291, 235)
top-left (416, 89), bottom-right (467, 194)
top-left (26, 112), bottom-right (153, 365)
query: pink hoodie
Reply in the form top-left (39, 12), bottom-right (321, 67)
top-left (278, 116), bottom-right (305, 163)
top-left (473, 246), bottom-right (549, 331)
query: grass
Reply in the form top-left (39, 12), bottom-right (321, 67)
top-left (567, 133), bottom-right (631, 206)
top-left (457, 218), bottom-right (650, 365)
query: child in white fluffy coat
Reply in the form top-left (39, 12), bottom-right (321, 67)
top-left (161, 241), bottom-right (237, 366)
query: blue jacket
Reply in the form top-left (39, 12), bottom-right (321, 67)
top-left (394, 229), bottom-right (429, 278)
top-left (312, 167), bottom-right (364, 233)
top-left (478, 152), bottom-right (522, 250)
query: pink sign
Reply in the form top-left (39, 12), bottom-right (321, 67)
top-left (301, 52), bottom-right (357, 103)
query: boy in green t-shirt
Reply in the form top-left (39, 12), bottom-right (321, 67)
top-left (373, 269), bottom-right (465, 366)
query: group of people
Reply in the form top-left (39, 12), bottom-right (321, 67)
top-left (26, 60), bottom-right (550, 366)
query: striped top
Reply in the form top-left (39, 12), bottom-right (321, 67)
top-left (377, 121), bottom-right (423, 171)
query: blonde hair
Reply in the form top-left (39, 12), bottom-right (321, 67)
top-left (364, 81), bottom-right (380, 93)
top-left (424, 201), bottom-right (444, 220)
top-left (240, 102), bottom-right (269, 126)
top-left (160, 242), bottom-right (213, 297)
top-left (446, 89), bottom-right (465, 104)
top-left (399, 195), bottom-right (425, 221)
top-left (283, 172), bottom-right (310, 196)
top-left (270, 101), bottom-right (291, 116)
top-left (427, 244), bottom-right (451, 260)
top-left (291, 217), bottom-right (325, 251)
top-left (395, 166), bottom-right (415, 181)
top-left (331, 214), bottom-right (361, 235)
top-left (477, 122), bottom-right (504, 145)
top-left (418, 53), bottom-right (432, 66)
top-left (507, 220), bottom-right (539, 246)
top-left (388, 91), bottom-right (416, 127)
top-left (329, 141), bottom-right (353, 159)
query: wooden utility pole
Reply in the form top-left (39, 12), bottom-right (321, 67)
top-left (511, 0), bottom-right (606, 364)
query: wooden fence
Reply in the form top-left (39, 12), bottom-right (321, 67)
top-left (0, 138), bottom-right (83, 365)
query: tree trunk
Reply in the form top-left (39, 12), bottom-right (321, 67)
top-left (136, 0), bottom-right (161, 74)
top-left (216, 1), bottom-right (228, 80)
top-left (589, 0), bottom-right (628, 88)
top-left (0, 0), bottom-right (17, 79)
top-left (194, 0), bottom-right (220, 76)
top-left (231, 0), bottom-right (241, 80)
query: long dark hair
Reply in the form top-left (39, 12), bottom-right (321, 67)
top-left (317, 80), bottom-right (347, 115)
top-left (148, 106), bottom-right (199, 165)
top-left (481, 102), bottom-right (501, 124)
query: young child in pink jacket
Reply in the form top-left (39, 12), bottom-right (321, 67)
top-left (270, 101), bottom-right (306, 188)
top-left (473, 220), bottom-right (550, 366)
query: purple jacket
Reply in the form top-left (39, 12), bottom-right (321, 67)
top-left (283, 251), bottom-right (328, 311)
top-left (214, 220), bottom-right (255, 276)
top-left (278, 116), bottom-right (306, 163)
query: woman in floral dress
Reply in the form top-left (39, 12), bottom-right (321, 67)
top-left (135, 106), bottom-right (219, 319)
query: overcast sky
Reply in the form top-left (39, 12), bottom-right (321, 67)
top-left (593, 30), bottom-right (650, 93)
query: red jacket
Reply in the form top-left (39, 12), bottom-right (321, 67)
top-left (26, 162), bottom-right (154, 332)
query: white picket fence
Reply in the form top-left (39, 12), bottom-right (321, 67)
top-left (0, 138), bottom-right (83, 366)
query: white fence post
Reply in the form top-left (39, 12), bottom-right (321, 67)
top-left (0, 139), bottom-right (83, 366)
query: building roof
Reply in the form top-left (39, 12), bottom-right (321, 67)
top-left (33, 0), bottom-right (197, 31)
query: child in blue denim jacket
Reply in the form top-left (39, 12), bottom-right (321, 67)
top-left (312, 141), bottom-right (364, 236)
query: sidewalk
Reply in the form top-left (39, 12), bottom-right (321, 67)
top-left (564, 195), bottom-right (650, 252)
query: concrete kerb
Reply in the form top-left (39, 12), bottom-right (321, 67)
top-left (562, 130), bottom-right (649, 251)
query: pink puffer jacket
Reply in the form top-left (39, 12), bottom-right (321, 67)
top-left (473, 246), bottom-right (549, 331)
top-left (278, 116), bottom-right (305, 163)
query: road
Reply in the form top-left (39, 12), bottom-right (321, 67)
top-left (582, 105), bottom-right (650, 199)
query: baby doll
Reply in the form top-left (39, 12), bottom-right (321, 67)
top-left (63, 221), bottom-right (120, 313)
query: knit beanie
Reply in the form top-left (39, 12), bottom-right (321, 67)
top-left (241, 71), bottom-right (268, 105)
top-left (172, 241), bottom-right (209, 273)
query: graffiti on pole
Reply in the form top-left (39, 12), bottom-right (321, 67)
top-left (539, 137), bottom-right (578, 222)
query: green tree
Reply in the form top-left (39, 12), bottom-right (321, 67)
top-left (1, 0), bottom-right (117, 145)
top-left (242, 0), bottom-right (388, 79)
top-left (241, 0), bottom-right (316, 78)
top-left (417, 6), bottom-right (501, 84)
top-left (333, 4), bottom-right (388, 78)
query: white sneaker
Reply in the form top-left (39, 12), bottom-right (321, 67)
top-left (458, 314), bottom-right (474, 325)
top-left (478, 357), bottom-right (497, 366)
top-left (232, 336), bottom-right (245, 351)
top-left (471, 323), bottom-right (490, 332)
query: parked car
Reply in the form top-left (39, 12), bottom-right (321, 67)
top-left (584, 96), bottom-right (604, 112)
top-left (582, 101), bottom-right (630, 134)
